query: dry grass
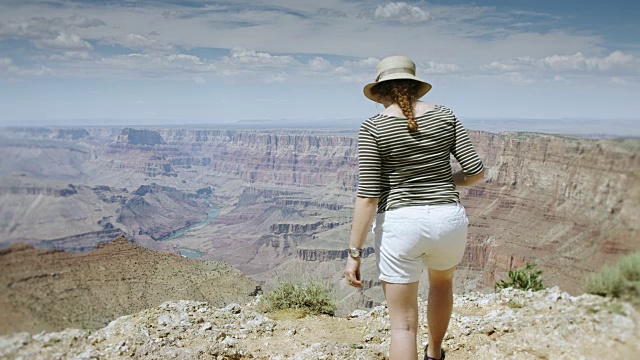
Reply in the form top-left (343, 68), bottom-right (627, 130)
top-left (585, 252), bottom-right (640, 306)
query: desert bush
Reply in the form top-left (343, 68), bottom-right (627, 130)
top-left (584, 266), bottom-right (625, 297)
top-left (618, 252), bottom-right (640, 281)
top-left (585, 252), bottom-right (640, 303)
top-left (260, 277), bottom-right (336, 316)
top-left (495, 262), bottom-right (545, 292)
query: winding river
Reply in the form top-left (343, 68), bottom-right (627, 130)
top-left (158, 202), bottom-right (219, 259)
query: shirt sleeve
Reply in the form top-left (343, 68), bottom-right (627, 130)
top-left (449, 110), bottom-right (484, 176)
top-left (356, 119), bottom-right (381, 198)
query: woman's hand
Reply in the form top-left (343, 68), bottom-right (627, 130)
top-left (344, 257), bottom-right (363, 288)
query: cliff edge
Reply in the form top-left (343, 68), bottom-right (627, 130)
top-left (0, 234), bottom-right (257, 335)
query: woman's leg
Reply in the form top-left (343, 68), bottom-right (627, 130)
top-left (382, 280), bottom-right (420, 360)
top-left (426, 266), bottom-right (456, 359)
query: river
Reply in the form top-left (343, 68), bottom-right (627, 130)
top-left (158, 202), bottom-right (219, 259)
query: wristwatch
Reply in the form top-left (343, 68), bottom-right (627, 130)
top-left (349, 247), bottom-right (363, 258)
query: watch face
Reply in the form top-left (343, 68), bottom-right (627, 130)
top-left (350, 248), bottom-right (361, 257)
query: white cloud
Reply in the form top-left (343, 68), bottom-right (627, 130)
top-left (60, 14), bottom-right (106, 29)
top-left (34, 32), bottom-right (93, 51)
top-left (421, 61), bottom-right (462, 74)
top-left (0, 15), bottom-right (104, 39)
top-left (343, 57), bottom-right (379, 68)
top-left (609, 76), bottom-right (628, 85)
top-left (541, 51), bottom-right (635, 72)
top-left (483, 51), bottom-right (638, 75)
top-left (193, 76), bottom-right (206, 84)
top-left (101, 33), bottom-right (174, 53)
top-left (0, 57), bottom-right (53, 76)
top-left (223, 47), bottom-right (295, 66)
top-left (501, 72), bottom-right (535, 85)
top-left (0, 18), bottom-right (55, 39)
top-left (308, 57), bottom-right (332, 71)
top-left (49, 51), bottom-right (92, 61)
top-left (374, 2), bottom-right (433, 23)
top-left (483, 57), bottom-right (536, 72)
top-left (17, 66), bottom-right (53, 76)
top-left (264, 72), bottom-right (287, 84)
top-left (97, 53), bottom-right (216, 76)
top-left (333, 66), bottom-right (349, 74)
top-left (552, 75), bottom-right (568, 83)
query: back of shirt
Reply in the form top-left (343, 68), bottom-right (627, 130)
top-left (357, 104), bottom-right (484, 213)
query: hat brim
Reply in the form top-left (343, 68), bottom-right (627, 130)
top-left (363, 73), bottom-right (432, 103)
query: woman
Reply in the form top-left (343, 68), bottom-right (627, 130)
top-left (344, 55), bottom-right (485, 360)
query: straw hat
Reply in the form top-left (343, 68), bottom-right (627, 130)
top-left (363, 55), bottom-right (432, 103)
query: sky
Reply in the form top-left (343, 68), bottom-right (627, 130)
top-left (0, 0), bottom-right (639, 126)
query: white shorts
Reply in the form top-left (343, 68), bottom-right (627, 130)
top-left (373, 202), bottom-right (469, 283)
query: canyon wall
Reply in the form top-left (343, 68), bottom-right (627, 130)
top-left (1, 127), bottom-right (638, 296)
top-left (147, 128), bottom-right (639, 292)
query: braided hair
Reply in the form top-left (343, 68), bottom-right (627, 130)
top-left (371, 79), bottom-right (421, 132)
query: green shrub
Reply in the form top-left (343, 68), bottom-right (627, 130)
top-left (260, 277), bottom-right (336, 316)
top-left (618, 252), bottom-right (640, 282)
top-left (584, 265), bottom-right (625, 297)
top-left (495, 262), bottom-right (545, 292)
top-left (584, 252), bottom-right (640, 304)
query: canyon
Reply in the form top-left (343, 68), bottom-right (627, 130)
top-left (0, 125), bottom-right (638, 316)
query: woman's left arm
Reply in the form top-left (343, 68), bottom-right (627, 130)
top-left (344, 196), bottom-right (379, 288)
top-left (349, 197), bottom-right (379, 249)
top-left (346, 120), bottom-right (380, 288)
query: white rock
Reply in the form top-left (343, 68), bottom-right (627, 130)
top-left (224, 303), bottom-right (242, 314)
top-left (199, 322), bottom-right (212, 333)
top-left (348, 309), bottom-right (368, 318)
top-left (157, 314), bottom-right (172, 326)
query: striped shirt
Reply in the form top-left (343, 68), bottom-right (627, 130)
top-left (357, 104), bottom-right (484, 213)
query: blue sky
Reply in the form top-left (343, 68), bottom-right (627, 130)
top-left (0, 0), bottom-right (638, 126)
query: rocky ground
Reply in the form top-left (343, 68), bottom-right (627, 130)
top-left (1, 287), bottom-right (637, 359)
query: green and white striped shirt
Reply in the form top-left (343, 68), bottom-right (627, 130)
top-left (357, 104), bottom-right (484, 213)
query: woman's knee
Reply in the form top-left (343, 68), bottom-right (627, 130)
top-left (390, 321), bottom-right (418, 333)
top-left (428, 266), bottom-right (456, 288)
top-left (382, 281), bottom-right (420, 330)
top-left (389, 309), bottom-right (419, 333)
